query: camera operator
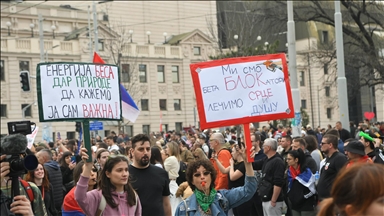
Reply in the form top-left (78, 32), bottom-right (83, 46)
top-left (1, 154), bottom-right (47, 216)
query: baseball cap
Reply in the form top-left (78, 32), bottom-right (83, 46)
top-left (345, 140), bottom-right (365, 156)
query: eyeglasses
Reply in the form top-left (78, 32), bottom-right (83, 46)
top-left (193, 171), bottom-right (211, 178)
top-left (321, 142), bottom-right (330, 145)
top-left (92, 167), bottom-right (98, 172)
top-left (194, 155), bottom-right (199, 159)
top-left (209, 139), bottom-right (216, 142)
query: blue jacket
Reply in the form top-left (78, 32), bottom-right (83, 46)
top-left (174, 176), bottom-right (257, 216)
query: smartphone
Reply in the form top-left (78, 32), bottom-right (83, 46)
top-left (237, 137), bottom-right (243, 149)
top-left (57, 132), bottom-right (61, 140)
top-left (71, 155), bottom-right (76, 163)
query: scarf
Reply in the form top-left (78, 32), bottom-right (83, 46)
top-left (194, 188), bottom-right (216, 212)
top-left (289, 165), bottom-right (301, 179)
top-left (287, 167), bottom-right (316, 197)
top-left (347, 155), bottom-right (373, 168)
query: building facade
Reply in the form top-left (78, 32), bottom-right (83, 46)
top-left (1, 2), bottom-right (217, 141)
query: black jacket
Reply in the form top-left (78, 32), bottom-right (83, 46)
top-left (253, 153), bottom-right (285, 202)
top-left (304, 153), bottom-right (318, 174)
top-left (44, 160), bottom-right (63, 211)
top-left (288, 177), bottom-right (316, 211)
top-left (60, 166), bottom-right (74, 185)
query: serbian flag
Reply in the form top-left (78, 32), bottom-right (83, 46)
top-left (93, 52), bottom-right (140, 122)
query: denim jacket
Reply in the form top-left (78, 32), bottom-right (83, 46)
top-left (174, 176), bottom-right (257, 216)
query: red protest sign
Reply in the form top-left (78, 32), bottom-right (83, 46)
top-left (190, 53), bottom-right (294, 129)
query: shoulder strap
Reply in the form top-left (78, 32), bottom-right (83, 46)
top-left (19, 179), bottom-right (34, 202)
top-left (96, 193), bottom-right (107, 216)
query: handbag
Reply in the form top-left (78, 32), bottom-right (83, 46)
top-left (258, 179), bottom-right (273, 201)
top-left (63, 180), bottom-right (75, 194)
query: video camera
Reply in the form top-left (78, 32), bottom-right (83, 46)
top-left (1, 121), bottom-right (39, 205)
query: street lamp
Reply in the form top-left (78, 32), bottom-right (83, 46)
top-left (6, 21), bottom-right (11, 36)
top-left (146, 31), bottom-right (151, 44)
top-left (51, 25), bottom-right (56, 39)
top-left (257, 35), bottom-right (261, 41)
top-left (30, 23), bottom-right (35, 37)
top-left (264, 41), bottom-right (269, 46)
top-left (45, 45), bottom-right (60, 62)
top-left (129, 29), bottom-right (133, 43)
top-left (163, 32), bottom-right (167, 43)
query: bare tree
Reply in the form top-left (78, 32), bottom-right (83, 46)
top-left (263, 0), bottom-right (384, 88)
top-left (99, 17), bottom-right (147, 131)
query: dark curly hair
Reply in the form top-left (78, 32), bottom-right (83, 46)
top-left (131, 134), bottom-right (150, 149)
top-left (186, 159), bottom-right (217, 191)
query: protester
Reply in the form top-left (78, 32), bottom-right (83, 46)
top-left (193, 148), bottom-right (208, 160)
top-left (75, 150), bottom-right (141, 215)
top-left (150, 146), bottom-right (164, 168)
top-left (317, 134), bottom-right (347, 201)
top-left (318, 163), bottom-right (384, 216)
top-left (214, 142), bottom-right (253, 216)
top-left (129, 134), bottom-right (172, 216)
top-left (62, 161), bottom-right (98, 216)
top-left (164, 141), bottom-right (182, 215)
top-left (59, 151), bottom-right (76, 195)
top-left (25, 163), bottom-right (58, 216)
top-left (174, 146), bottom-right (257, 216)
top-left (286, 149), bottom-right (317, 216)
top-left (95, 148), bottom-right (110, 171)
top-left (179, 140), bottom-right (195, 164)
top-left (1, 154), bottom-right (47, 216)
top-left (36, 149), bottom-right (64, 213)
top-left (344, 140), bottom-right (372, 167)
top-left (304, 135), bottom-right (323, 171)
top-left (291, 138), bottom-right (317, 173)
top-left (251, 138), bottom-right (285, 216)
top-left (209, 132), bottom-right (232, 190)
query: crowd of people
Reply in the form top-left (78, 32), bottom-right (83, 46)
top-left (0, 120), bottom-right (383, 216)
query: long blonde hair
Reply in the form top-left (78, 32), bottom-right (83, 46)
top-left (167, 141), bottom-right (181, 161)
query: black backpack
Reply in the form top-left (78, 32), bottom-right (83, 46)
top-left (176, 161), bottom-right (187, 185)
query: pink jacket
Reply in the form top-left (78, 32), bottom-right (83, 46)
top-left (75, 175), bottom-right (141, 216)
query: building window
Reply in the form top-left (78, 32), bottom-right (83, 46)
top-left (142, 125), bottom-right (150, 135)
top-left (97, 40), bottom-right (104, 51)
top-left (157, 65), bottom-right (165, 83)
top-left (193, 47), bottom-right (201, 56)
top-left (21, 104), bottom-right (32, 117)
top-left (159, 99), bottom-right (167, 111)
top-left (0, 104), bottom-right (7, 117)
top-left (141, 99), bottom-right (149, 111)
top-left (163, 124), bottom-right (168, 133)
top-left (104, 130), bottom-right (110, 138)
top-left (301, 100), bottom-right (307, 109)
top-left (125, 125), bottom-right (133, 137)
top-left (324, 63), bottom-right (328, 75)
top-left (0, 60), bottom-right (4, 81)
top-left (139, 64), bottom-right (147, 83)
top-left (175, 122), bottom-right (182, 132)
top-left (174, 99), bottom-right (181, 110)
top-left (172, 66), bottom-right (179, 83)
top-left (325, 86), bottom-right (330, 97)
top-left (321, 31), bottom-right (329, 44)
top-left (19, 60), bottom-right (29, 71)
top-left (327, 108), bottom-right (332, 119)
top-left (121, 64), bottom-right (130, 82)
top-left (299, 71), bottom-right (305, 86)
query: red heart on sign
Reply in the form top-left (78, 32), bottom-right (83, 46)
top-left (364, 112), bottom-right (375, 120)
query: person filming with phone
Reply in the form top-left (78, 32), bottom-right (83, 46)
top-left (59, 151), bottom-right (76, 196)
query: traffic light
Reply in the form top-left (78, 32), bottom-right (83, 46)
top-left (75, 122), bottom-right (82, 132)
top-left (20, 71), bottom-right (30, 92)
